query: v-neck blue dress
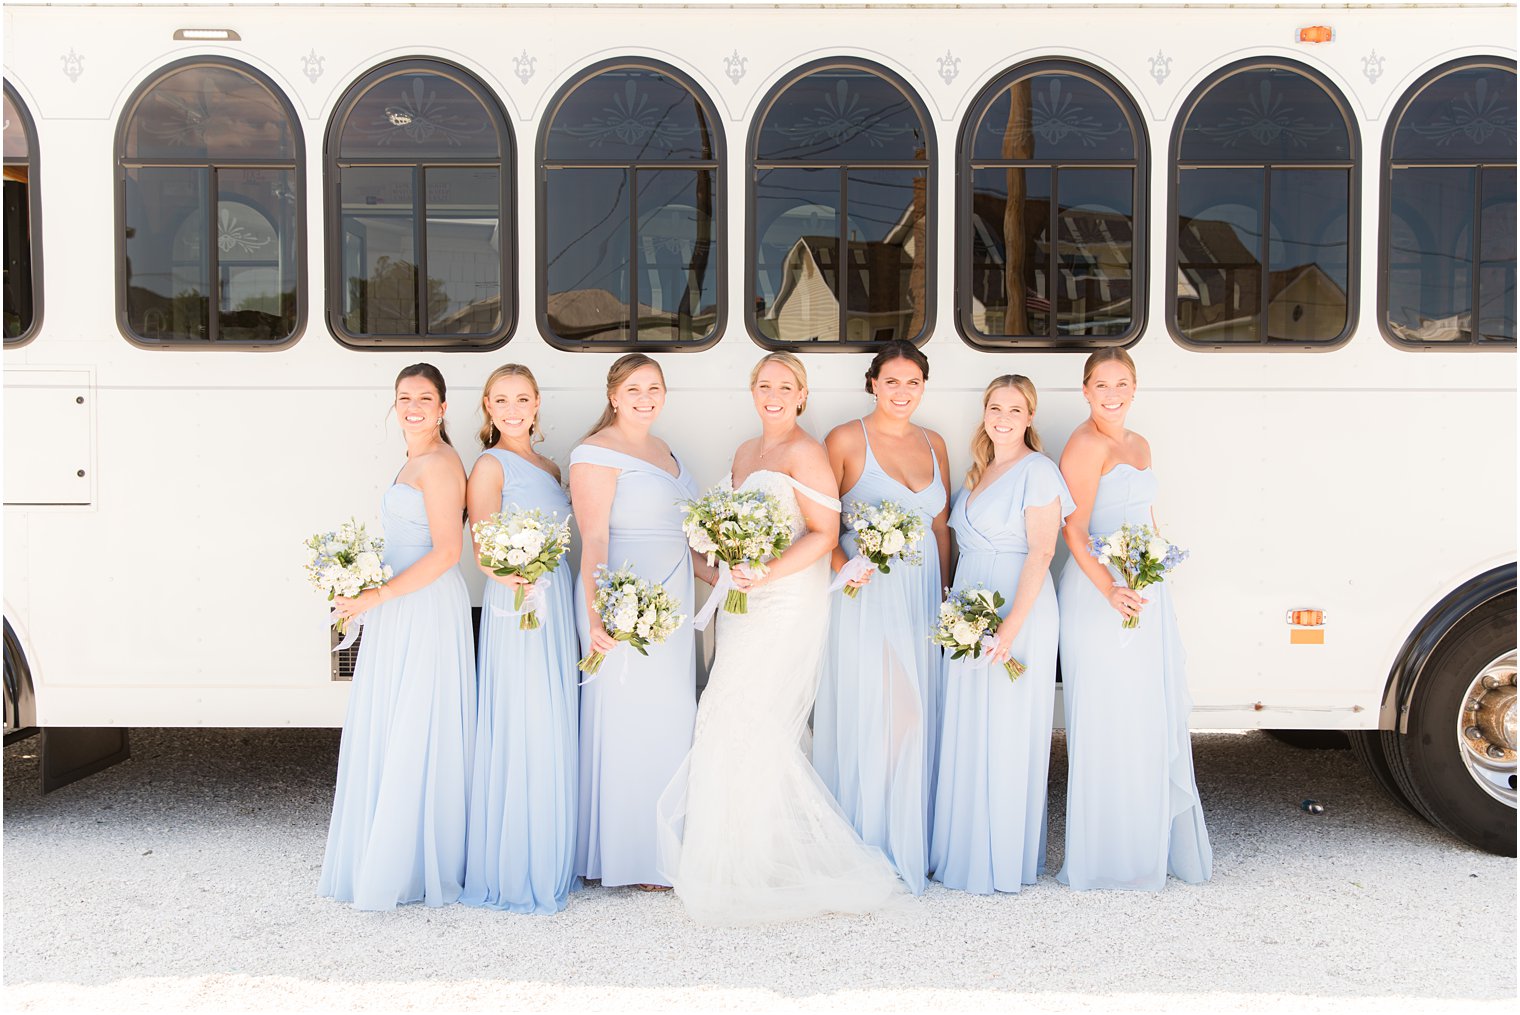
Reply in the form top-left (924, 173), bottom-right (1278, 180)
top-left (815, 422), bottom-right (946, 895)
top-left (461, 449), bottom-right (579, 914)
top-left (929, 452), bottom-right (1073, 894)
top-left (569, 444), bottom-right (699, 888)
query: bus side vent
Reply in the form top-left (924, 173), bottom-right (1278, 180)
top-left (330, 628), bottom-right (361, 681)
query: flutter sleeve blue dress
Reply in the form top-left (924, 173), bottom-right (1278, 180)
top-left (929, 452), bottom-right (1073, 894)
top-left (318, 480), bottom-right (476, 911)
top-left (461, 449), bottom-right (579, 914)
top-left (570, 444), bottom-right (699, 889)
top-left (815, 422), bottom-right (946, 895)
top-left (1056, 464), bottom-right (1212, 891)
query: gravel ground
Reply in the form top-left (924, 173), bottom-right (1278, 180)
top-left (3, 727), bottom-right (1514, 1013)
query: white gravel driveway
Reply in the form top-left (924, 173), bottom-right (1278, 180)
top-left (3, 728), bottom-right (1514, 1013)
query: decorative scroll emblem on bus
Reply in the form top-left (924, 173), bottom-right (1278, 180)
top-left (513, 51), bottom-right (537, 85)
top-left (301, 49), bottom-right (326, 85)
top-left (1411, 77), bottom-right (1517, 147)
top-left (61, 48), bottom-right (85, 84)
top-left (768, 80), bottom-right (915, 149)
top-left (984, 77), bottom-right (1123, 148)
top-left (217, 208), bottom-right (274, 256)
top-left (1361, 50), bottom-right (1386, 85)
top-left (1196, 80), bottom-right (1332, 148)
top-left (352, 77), bottom-right (487, 147)
top-left (553, 80), bottom-right (701, 148)
top-left (1148, 50), bottom-right (1173, 86)
top-left (723, 50), bottom-right (748, 85)
top-left (937, 51), bottom-right (961, 86)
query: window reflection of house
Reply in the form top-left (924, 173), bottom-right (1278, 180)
top-left (545, 288), bottom-right (718, 344)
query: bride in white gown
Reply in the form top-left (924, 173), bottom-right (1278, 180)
top-left (657, 353), bottom-right (908, 925)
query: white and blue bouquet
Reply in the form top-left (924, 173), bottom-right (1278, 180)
top-left (930, 584), bottom-right (1024, 681)
top-left (834, 498), bottom-right (926, 598)
top-left (1088, 523), bottom-right (1189, 630)
top-left (577, 563), bottom-right (686, 676)
top-left (304, 519), bottom-right (392, 640)
top-left (472, 507), bottom-right (573, 630)
top-left (680, 485), bottom-right (793, 618)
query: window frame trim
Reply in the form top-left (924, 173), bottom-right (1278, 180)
top-left (744, 56), bottom-right (936, 353)
top-left (1377, 56), bottom-right (1517, 352)
top-left (113, 56), bottom-right (308, 351)
top-left (952, 58), bottom-right (1148, 353)
top-left (1166, 56), bottom-right (1361, 353)
top-left (3, 79), bottom-right (43, 349)
top-left (535, 57), bottom-right (727, 353)
top-left (324, 57), bottom-right (516, 352)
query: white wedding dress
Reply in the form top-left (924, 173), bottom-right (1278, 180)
top-left (656, 470), bottom-right (908, 925)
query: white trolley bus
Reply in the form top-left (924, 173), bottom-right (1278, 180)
top-left (3, 1), bottom-right (1515, 855)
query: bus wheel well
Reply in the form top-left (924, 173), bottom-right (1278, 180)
top-left (3, 618), bottom-right (37, 745)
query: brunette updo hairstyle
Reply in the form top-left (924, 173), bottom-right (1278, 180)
top-left (395, 363), bottom-right (453, 446)
top-left (581, 353), bottom-right (664, 442)
top-left (477, 364), bottom-right (544, 449)
top-left (965, 374), bottom-right (1042, 488)
top-left (863, 340), bottom-right (930, 394)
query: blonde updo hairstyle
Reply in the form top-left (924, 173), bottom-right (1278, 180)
top-left (477, 363), bottom-right (544, 449)
top-left (1081, 346), bottom-right (1137, 387)
top-left (966, 374), bottom-right (1042, 489)
top-left (581, 352), bottom-right (665, 442)
top-left (749, 351), bottom-right (809, 416)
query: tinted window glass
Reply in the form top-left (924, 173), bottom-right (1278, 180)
top-left (973, 74), bottom-right (1134, 161)
top-left (4, 83), bottom-right (37, 343)
top-left (546, 69), bottom-right (713, 162)
top-left (756, 69), bottom-right (927, 162)
top-left (338, 71), bottom-right (499, 160)
top-left (1387, 167), bottom-right (1474, 344)
top-left (754, 167), bottom-right (839, 342)
top-left (1179, 67), bottom-right (1351, 162)
top-left (3, 90), bottom-right (29, 160)
top-left (1176, 167), bottom-right (1264, 343)
top-left (124, 65), bottom-right (296, 161)
top-left (1391, 66), bottom-right (1518, 161)
top-left (1479, 166), bottom-right (1517, 341)
top-left (544, 167), bottom-right (631, 343)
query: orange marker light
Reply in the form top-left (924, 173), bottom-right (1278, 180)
top-left (1298, 26), bottom-right (1334, 44)
top-left (1287, 609), bottom-right (1325, 627)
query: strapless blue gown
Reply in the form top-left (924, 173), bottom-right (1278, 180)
top-left (930, 453), bottom-right (1073, 894)
top-left (1056, 465), bottom-right (1212, 891)
top-left (815, 422), bottom-right (945, 895)
top-left (319, 481), bottom-right (475, 910)
top-left (461, 450), bottom-right (578, 914)
top-left (570, 445), bottom-right (699, 888)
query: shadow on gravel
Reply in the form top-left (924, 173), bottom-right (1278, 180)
top-left (4, 728), bottom-right (1514, 1004)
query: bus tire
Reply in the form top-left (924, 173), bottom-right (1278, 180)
top-left (1265, 729), bottom-right (1350, 750)
top-left (1349, 730), bottom-right (1421, 817)
top-left (1386, 592), bottom-right (1516, 857)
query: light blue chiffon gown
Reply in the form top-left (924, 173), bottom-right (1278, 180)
top-left (461, 449), bottom-right (578, 914)
top-left (815, 422), bottom-right (945, 895)
top-left (319, 480), bottom-right (475, 911)
top-left (929, 453), bottom-right (1073, 894)
top-left (571, 445), bottom-right (699, 888)
top-left (1057, 464), bottom-right (1213, 891)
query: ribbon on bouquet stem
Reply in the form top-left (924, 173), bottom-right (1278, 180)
top-left (827, 555), bottom-right (875, 594)
top-left (330, 611), bottom-right (363, 652)
top-left (577, 643), bottom-right (631, 687)
top-left (490, 575), bottom-right (552, 620)
top-left (691, 561), bottom-right (734, 632)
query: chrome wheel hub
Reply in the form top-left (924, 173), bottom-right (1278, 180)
top-left (1457, 650), bottom-right (1517, 808)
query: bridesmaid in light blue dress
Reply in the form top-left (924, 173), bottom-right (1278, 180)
top-left (930, 375), bottom-right (1073, 894)
top-left (321, 363), bottom-right (475, 911)
top-left (461, 365), bottom-right (579, 915)
top-left (569, 354), bottom-right (704, 891)
top-left (817, 342), bottom-right (951, 895)
top-left (1057, 348), bottom-right (1212, 891)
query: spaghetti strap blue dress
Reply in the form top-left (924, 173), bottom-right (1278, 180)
top-left (1056, 465), bottom-right (1212, 891)
top-left (461, 449), bottom-right (579, 914)
top-left (318, 481), bottom-right (475, 910)
top-left (815, 421), bottom-right (945, 895)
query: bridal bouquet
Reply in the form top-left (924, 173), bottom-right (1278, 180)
top-left (1088, 523), bottom-right (1189, 630)
top-left (680, 485), bottom-right (793, 617)
top-left (304, 519), bottom-right (392, 640)
top-left (931, 585), bottom-right (1025, 681)
top-left (836, 498), bottom-right (926, 598)
top-left (577, 564), bottom-right (685, 676)
top-left (472, 508), bottom-right (573, 630)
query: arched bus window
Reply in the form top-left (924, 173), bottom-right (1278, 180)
top-left (328, 59), bottom-right (513, 350)
top-left (749, 59), bottom-right (933, 349)
top-left (4, 81), bottom-right (41, 347)
top-left (539, 59), bottom-right (723, 350)
top-left (116, 58), bottom-right (304, 348)
top-left (1382, 58), bottom-right (1516, 348)
top-left (1170, 59), bottom-right (1357, 349)
top-left (957, 60), bottom-right (1145, 350)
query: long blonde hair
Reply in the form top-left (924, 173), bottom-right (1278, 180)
top-left (581, 352), bottom-right (664, 442)
top-left (477, 363), bottom-right (544, 449)
top-left (966, 374), bottom-right (1042, 488)
top-left (749, 351), bottom-right (809, 415)
top-left (1082, 346), bottom-right (1137, 386)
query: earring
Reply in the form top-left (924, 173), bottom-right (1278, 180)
top-left (435, 418), bottom-right (443, 426)
top-left (613, 405), bottom-right (619, 414)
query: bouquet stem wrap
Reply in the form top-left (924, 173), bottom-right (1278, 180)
top-left (492, 577), bottom-right (553, 631)
top-left (827, 556), bottom-right (876, 598)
